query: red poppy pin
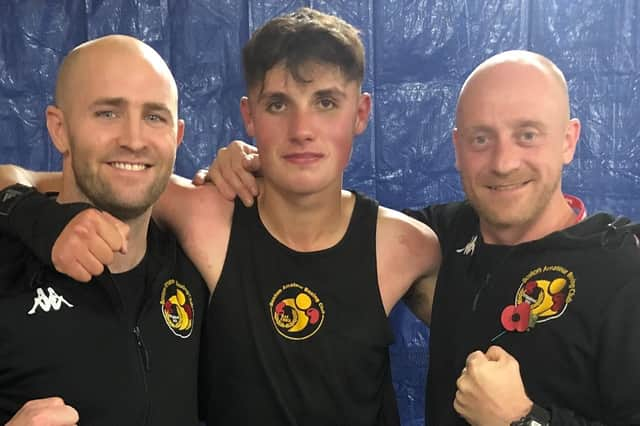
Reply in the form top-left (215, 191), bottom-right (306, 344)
top-left (500, 302), bottom-right (535, 332)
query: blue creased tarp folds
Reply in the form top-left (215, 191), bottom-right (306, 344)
top-left (1, 1), bottom-right (639, 425)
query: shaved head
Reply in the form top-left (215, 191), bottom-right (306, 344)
top-left (456, 50), bottom-right (570, 128)
top-left (55, 35), bottom-right (178, 114)
top-left (47, 34), bottom-right (184, 221)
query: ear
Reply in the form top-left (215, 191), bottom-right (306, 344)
top-left (354, 92), bottom-right (372, 135)
top-left (46, 105), bottom-right (70, 155)
top-left (562, 118), bottom-right (580, 165)
top-left (240, 97), bottom-right (255, 137)
top-left (452, 127), bottom-right (461, 171)
top-left (176, 118), bottom-right (185, 147)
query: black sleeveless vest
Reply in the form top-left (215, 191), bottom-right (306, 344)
top-left (200, 192), bottom-right (399, 426)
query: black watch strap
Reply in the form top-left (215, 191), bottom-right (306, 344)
top-left (511, 403), bottom-right (551, 426)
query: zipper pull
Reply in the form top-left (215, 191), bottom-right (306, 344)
top-left (133, 325), bottom-right (151, 371)
top-left (472, 274), bottom-right (491, 311)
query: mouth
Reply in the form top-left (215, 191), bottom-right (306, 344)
top-left (108, 161), bottom-right (150, 172)
top-left (282, 152), bottom-right (324, 164)
top-left (486, 180), bottom-right (531, 191)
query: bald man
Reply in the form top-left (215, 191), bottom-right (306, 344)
top-left (0, 35), bottom-right (207, 425)
top-left (405, 51), bottom-right (640, 426)
top-left (192, 50), bottom-right (640, 425)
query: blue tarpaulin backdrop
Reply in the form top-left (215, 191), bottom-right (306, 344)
top-left (1, 1), bottom-right (639, 425)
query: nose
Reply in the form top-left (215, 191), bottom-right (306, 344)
top-left (120, 115), bottom-right (146, 151)
top-left (490, 136), bottom-right (521, 176)
top-left (288, 107), bottom-right (315, 144)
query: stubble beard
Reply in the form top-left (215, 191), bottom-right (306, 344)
top-left (71, 152), bottom-right (173, 221)
top-left (463, 172), bottom-right (561, 231)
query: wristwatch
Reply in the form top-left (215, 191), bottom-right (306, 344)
top-left (0, 183), bottom-right (36, 216)
top-left (510, 403), bottom-right (551, 426)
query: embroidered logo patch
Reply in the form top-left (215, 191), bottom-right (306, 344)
top-left (27, 287), bottom-right (74, 315)
top-left (514, 265), bottom-right (576, 323)
top-left (269, 282), bottom-right (325, 341)
top-left (160, 279), bottom-right (194, 338)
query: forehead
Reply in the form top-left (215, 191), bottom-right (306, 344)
top-left (70, 48), bottom-right (177, 111)
top-left (458, 62), bottom-right (565, 128)
top-left (255, 61), bottom-right (354, 95)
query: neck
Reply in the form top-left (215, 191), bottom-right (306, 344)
top-left (480, 192), bottom-right (578, 245)
top-left (257, 185), bottom-right (354, 252)
top-left (109, 212), bottom-right (151, 273)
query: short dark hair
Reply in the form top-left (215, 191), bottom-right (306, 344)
top-left (242, 7), bottom-right (365, 92)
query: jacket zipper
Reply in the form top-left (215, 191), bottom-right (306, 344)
top-left (133, 324), bottom-right (151, 425)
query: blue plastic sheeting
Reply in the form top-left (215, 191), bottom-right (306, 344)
top-left (1, 1), bottom-right (639, 425)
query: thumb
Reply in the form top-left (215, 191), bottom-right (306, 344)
top-left (101, 211), bottom-right (129, 254)
top-left (486, 345), bottom-right (509, 361)
top-left (243, 153), bottom-right (261, 173)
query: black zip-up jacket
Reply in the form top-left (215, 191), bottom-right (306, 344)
top-left (0, 220), bottom-right (208, 425)
top-left (408, 201), bottom-right (640, 426)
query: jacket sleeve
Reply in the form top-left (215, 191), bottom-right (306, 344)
top-left (546, 276), bottom-right (640, 426)
top-left (0, 235), bottom-right (29, 290)
top-left (0, 184), bottom-right (91, 266)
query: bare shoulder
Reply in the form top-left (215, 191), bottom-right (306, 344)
top-left (377, 206), bottom-right (440, 263)
top-left (375, 206), bottom-right (441, 315)
top-left (157, 175), bottom-right (235, 230)
top-left (155, 175), bottom-right (236, 291)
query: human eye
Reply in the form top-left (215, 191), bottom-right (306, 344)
top-left (317, 97), bottom-right (337, 110)
top-left (266, 100), bottom-right (286, 113)
top-left (472, 134), bottom-right (488, 145)
top-left (518, 129), bottom-right (539, 143)
top-left (95, 110), bottom-right (117, 119)
top-left (145, 113), bottom-right (168, 124)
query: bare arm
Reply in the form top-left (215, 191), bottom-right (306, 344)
top-left (0, 164), bottom-right (62, 192)
top-left (154, 175), bottom-right (235, 291)
top-left (403, 273), bottom-right (437, 325)
top-left (376, 206), bottom-right (441, 317)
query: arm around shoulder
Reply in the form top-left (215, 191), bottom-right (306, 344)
top-left (0, 164), bottom-right (62, 192)
top-left (154, 174), bottom-right (235, 290)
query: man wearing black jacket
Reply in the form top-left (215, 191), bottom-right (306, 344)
top-left (0, 35), bottom-right (207, 425)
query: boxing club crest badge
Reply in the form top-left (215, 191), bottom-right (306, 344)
top-left (160, 279), bottom-right (194, 338)
top-left (270, 282), bottom-right (325, 341)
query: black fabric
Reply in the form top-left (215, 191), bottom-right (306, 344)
top-left (0, 187), bottom-right (91, 266)
top-left (407, 202), bottom-right (640, 426)
top-left (0, 221), bottom-right (208, 426)
top-left (112, 255), bottom-right (148, 328)
top-left (200, 192), bottom-right (399, 426)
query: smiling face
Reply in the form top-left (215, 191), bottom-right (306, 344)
top-left (453, 52), bottom-right (580, 241)
top-left (47, 36), bottom-right (184, 220)
top-left (240, 61), bottom-right (370, 197)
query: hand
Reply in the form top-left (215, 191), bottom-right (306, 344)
top-left (51, 209), bottom-right (129, 282)
top-left (454, 346), bottom-right (532, 426)
top-left (192, 140), bottom-right (260, 207)
top-left (6, 397), bottom-right (79, 425)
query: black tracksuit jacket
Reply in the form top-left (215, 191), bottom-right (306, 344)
top-left (0, 221), bottom-right (208, 425)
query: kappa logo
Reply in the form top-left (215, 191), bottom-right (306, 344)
top-left (456, 235), bottom-right (478, 256)
top-left (27, 287), bottom-right (74, 315)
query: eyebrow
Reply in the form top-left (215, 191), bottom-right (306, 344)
top-left (257, 87), bottom-right (348, 103)
top-left (512, 119), bottom-right (547, 130)
top-left (462, 120), bottom-right (548, 134)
